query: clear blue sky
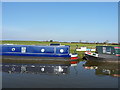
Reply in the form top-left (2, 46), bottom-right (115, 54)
top-left (2, 2), bottom-right (118, 43)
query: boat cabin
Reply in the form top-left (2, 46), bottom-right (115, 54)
top-left (1, 44), bottom-right (71, 57)
top-left (96, 46), bottom-right (120, 56)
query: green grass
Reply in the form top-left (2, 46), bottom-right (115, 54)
top-left (1, 40), bottom-right (117, 59)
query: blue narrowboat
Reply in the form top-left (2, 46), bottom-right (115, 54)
top-left (0, 44), bottom-right (78, 60)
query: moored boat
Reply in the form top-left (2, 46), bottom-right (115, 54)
top-left (0, 44), bottom-right (78, 61)
top-left (83, 46), bottom-right (120, 62)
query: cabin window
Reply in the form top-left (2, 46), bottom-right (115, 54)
top-left (106, 47), bottom-right (111, 54)
top-left (103, 47), bottom-right (106, 53)
top-left (102, 47), bottom-right (111, 54)
top-left (41, 49), bottom-right (45, 52)
top-left (12, 48), bottom-right (15, 51)
top-left (60, 49), bottom-right (64, 53)
top-left (21, 47), bottom-right (26, 53)
top-left (115, 49), bottom-right (120, 54)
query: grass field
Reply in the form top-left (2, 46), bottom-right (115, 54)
top-left (1, 40), bottom-right (117, 58)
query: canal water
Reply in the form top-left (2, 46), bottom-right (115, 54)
top-left (1, 58), bottom-right (119, 88)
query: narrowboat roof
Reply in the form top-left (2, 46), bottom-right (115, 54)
top-left (1, 44), bottom-right (68, 47)
top-left (50, 43), bottom-right (61, 46)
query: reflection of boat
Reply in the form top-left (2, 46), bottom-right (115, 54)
top-left (1, 44), bottom-right (78, 61)
top-left (83, 60), bottom-right (120, 77)
top-left (2, 63), bottom-right (69, 75)
top-left (83, 46), bottom-right (120, 62)
top-left (1, 59), bottom-right (79, 75)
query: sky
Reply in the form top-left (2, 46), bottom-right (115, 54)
top-left (2, 2), bottom-right (118, 43)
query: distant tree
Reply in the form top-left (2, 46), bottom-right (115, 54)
top-left (96, 41), bottom-right (99, 44)
top-left (86, 40), bottom-right (88, 43)
top-left (50, 40), bottom-right (53, 42)
top-left (104, 40), bottom-right (109, 44)
top-left (79, 40), bottom-right (81, 43)
top-left (118, 41), bottom-right (120, 45)
top-left (118, 41), bottom-right (120, 43)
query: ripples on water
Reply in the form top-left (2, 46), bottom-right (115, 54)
top-left (1, 56), bottom-right (119, 88)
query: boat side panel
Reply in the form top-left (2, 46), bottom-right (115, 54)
top-left (2, 45), bottom-right (21, 52)
top-left (1, 45), bottom-right (71, 57)
top-left (26, 46), bottom-right (54, 54)
top-left (2, 53), bottom-right (70, 57)
top-left (56, 46), bottom-right (69, 55)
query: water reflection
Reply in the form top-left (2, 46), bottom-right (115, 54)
top-left (2, 58), bottom-right (118, 88)
top-left (2, 59), bottom-right (79, 75)
top-left (83, 60), bottom-right (120, 77)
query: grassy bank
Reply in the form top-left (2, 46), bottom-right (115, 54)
top-left (1, 40), bottom-right (117, 58)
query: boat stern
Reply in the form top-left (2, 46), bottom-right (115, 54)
top-left (69, 53), bottom-right (79, 60)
